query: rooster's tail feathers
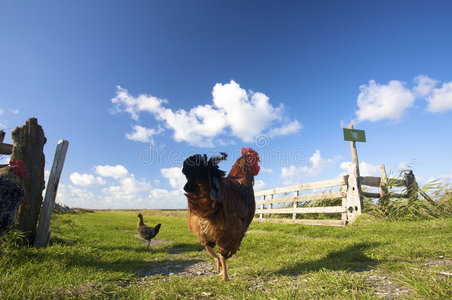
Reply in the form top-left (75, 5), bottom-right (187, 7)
top-left (210, 152), bottom-right (227, 165)
top-left (182, 153), bottom-right (227, 194)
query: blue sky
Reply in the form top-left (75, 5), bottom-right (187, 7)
top-left (1, 0), bottom-right (451, 209)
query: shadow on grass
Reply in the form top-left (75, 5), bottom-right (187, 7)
top-left (20, 237), bottom-right (208, 276)
top-left (20, 245), bottom-right (207, 278)
top-left (49, 234), bottom-right (204, 254)
top-left (276, 242), bottom-right (380, 275)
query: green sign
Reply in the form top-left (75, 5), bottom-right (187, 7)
top-left (343, 128), bottom-right (366, 142)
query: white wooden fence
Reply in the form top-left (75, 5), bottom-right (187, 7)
top-left (253, 164), bottom-right (417, 227)
top-left (254, 176), bottom-right (350, 227)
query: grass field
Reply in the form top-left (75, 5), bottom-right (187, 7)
top-left (1, 210), bottom-right (451, 299)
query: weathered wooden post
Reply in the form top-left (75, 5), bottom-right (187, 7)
top-left (404, 170), bottom-right (418, 204)
top-left (292, 191), bottom-right (299, 220)
top-left (379, 164), bottom-right (389, 209)
top-left (35, 140), bottom-right (69, 248)
top-left (259, 195), bottom-right (265, 220)
top-left (268, 194), bottom-right (273, 218)
top-left (341, 175), bottom-right (349, 225)
top-left (12, 118), bottom-right (47, 244)
top-left (343, 125), bottom-right (365, 223)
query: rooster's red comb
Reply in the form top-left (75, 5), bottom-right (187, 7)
top-left (241, 147), bottom-right (258, 156)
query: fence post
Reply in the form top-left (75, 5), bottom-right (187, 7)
top-left (34, 140), bottom-right (69, 248)
top-left (268, 194), bottom-right (273, 218)
top-left (293, 191), bottom-right (299, 220)
top-left (348, 125), bottom-right (363, 207)
top-left (341, 175), bottom-right (348, 224)
top-left (404, 170), bottom-right (418, 204)
top-left (259, 195), bottom-right (265, 220)
top-left (346, 165), bottom-right (362, 223)
top-left (379, 164), bottom-right (388, 209)
top-left (12, 118), bottom-right (47, 244)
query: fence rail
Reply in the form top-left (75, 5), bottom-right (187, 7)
top-left (253, 164), bottom-right (418, 227)
top-left (0, 143), bottom-right (13, 155)
top-left (254, 176), bottom-right (350, 227)
top-left (254, 177), bottom-right (345, 197)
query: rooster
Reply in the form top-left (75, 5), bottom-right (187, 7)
top-left (182, 147), bottom-right (260, 281)
top-left (0, 160), bottom-right (26, 235)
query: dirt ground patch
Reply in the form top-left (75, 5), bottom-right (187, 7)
top-left (133, 235), bottom-right (170, 247)
top-left (137, 260), bottom-right (218, 279)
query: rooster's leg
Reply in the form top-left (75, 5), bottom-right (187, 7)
top-left (220, 255), bottom-right (229, 281)
top-left (203, 244), bottom-right (221, 274)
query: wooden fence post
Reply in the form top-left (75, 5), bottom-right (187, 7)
top-left (293, 191), bottom-right (299, 220)
top-left (379, 164), bottom-right (388, 209)
top-left (259, 195), bottom-right (265, 220)
top-left (12, 118), bottom-right (46, 244)
top-left (268, 194), bottom-right (273, 218)
top-left (344, 125), bottom-right (363, 223)
top-left (348, 125), bottom-right (363, 207)
top-left (35, 140), bottom-right (69, 248)
top-left (341, 175), bottom-right (348, 224)
top-left (404, 170), bottom-right (418, 204)
top-left (346, 164), bottom-right (362, 223)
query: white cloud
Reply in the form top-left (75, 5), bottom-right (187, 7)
top-left (340, 161), bottom-right (381, 177)
top-left (355, 80), bottom-right (415, 123)
top-left (212, 81), bottom-right (288, 142)
top-left (111, 81), bottom-right (301, 147)
top-left (95, 164), bottom-right (129, 179)
top-left (260, 167), bottom-right (274, 174)
top-left (126, 125), bottom-right (162, 144)
top-left (149, 188), bottom-right (186, 209)
top-left (281, 150), bottom-right (339, 184)
top-left (309, 149), bottom-right (336, 169)
top-left (44, 170), bottom-right (50, 182)
top-left (254, 179), bottom-right (267, 191)
top-left (157, 104), bottom-right (227, 147)
top-left (161, 167), bottom-right (185, 190)
top-left (268, 120), bottom-right (302, 137)
top-left (70, 172), bottom-right (106, 187)
top-left (426, 81), bottom-right (452, 113)
top-left (59, 165), bottom-right (187, 209)
top-left (111, 86), bottom-right (166, 121)
top-left (55, 184), bottom-right (98, 209)
top-left (101, 175), bottom-right (151, 201)
top-left (413, 75), bottom-right (438, 97)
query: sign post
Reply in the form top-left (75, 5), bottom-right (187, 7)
top-left (343, 125), bottom-right (366, 223)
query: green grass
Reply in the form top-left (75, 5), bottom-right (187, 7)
top-left (1, 211), bottom-right (451, 299)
